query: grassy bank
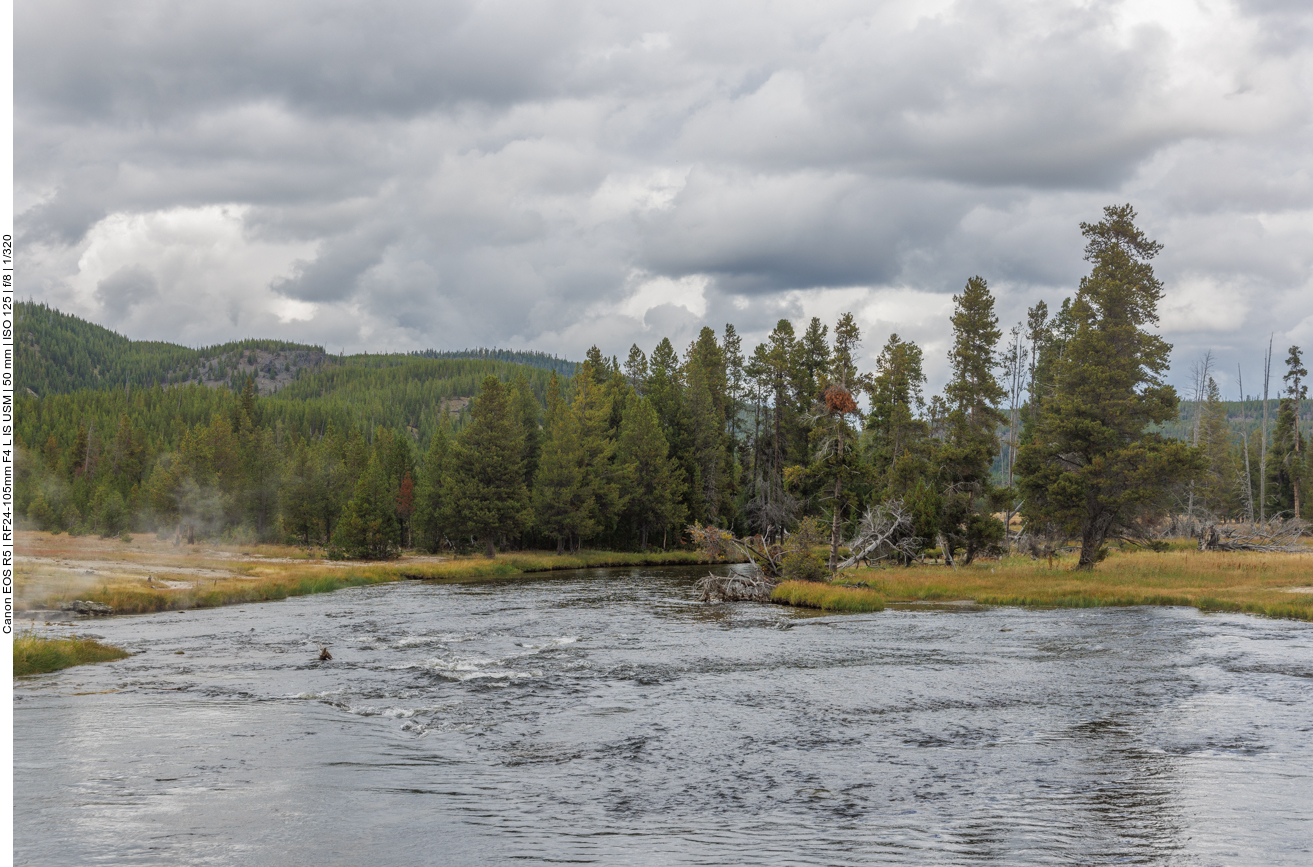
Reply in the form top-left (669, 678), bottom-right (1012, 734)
top-left (15, 532), bottom-right (725, 616)
top-left (73, 568), bottom-right (404, 614)
top-left (771, 580), bottom-right (885, 612)
top-left (391, 549), bottom-right (715, 581)
top-left (14, 632), bottom-right (131, 676)
top-left (833, 547), bottom-right (1313, 621)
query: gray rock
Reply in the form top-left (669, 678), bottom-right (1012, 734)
top-left (58, 600), bottom-right (115, 616)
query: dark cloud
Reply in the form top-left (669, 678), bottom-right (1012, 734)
top-left (95, 264), bottom-right (158, 318)
top-left (15, 0), bottom-right (1313, 390)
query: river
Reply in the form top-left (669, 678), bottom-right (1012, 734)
top-left (13, 565), bottom-right (1313, 865)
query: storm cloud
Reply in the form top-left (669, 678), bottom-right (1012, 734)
top-left (16, 0), bottom-right (1313, 391)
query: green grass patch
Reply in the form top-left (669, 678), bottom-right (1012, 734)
top-left (771, 580), bottom-right (886, 613)
top-left (14, 632), bottom-right (131, 676)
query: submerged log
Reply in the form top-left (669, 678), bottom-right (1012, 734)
top-left (318, 646), bottom-right (333, 661)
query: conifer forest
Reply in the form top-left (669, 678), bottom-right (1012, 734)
top-left (13, 207), bottom-right (1310, 568)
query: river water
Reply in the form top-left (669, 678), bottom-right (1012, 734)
top-left (13, 566), bottom-right (1313, 865)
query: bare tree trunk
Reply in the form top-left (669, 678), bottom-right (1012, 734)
top-left (485, 536), bottom-right (496, 559)
top-left (1187, 351), bottom-right (1213, 522)
top-left (936, 533), bottom-right (955, 569)
top-left (1237, 364), bottom-right (1255, 523)
top-left (1261, 336), bottom-right (1273, 523)
top-left (828, 476), bottom-right (842, 571)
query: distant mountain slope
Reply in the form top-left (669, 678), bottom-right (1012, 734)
top-left (14, 303), bottom-right (570, 449)
top-left (14, 303), bottom-right (579, 401)
top-left (15, 302), bottom-right (329, 396)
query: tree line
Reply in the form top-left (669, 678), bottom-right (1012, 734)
top-left (14, 206), bottom-right (1306, 568)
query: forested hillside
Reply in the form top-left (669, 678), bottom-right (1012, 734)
top-left (13, 208), bottom-right (1310, 564)
top-left (411, 348), bottom-right (576, 377)
top-left (15, 301), bottom-right (330, 395)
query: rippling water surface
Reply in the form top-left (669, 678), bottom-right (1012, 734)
top-left (14, 566), bottom-right (1313, 865)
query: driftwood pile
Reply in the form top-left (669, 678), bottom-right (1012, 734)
top-left (1198, 517), bottom-right (1309, 553)
top-left (696, 572), bottom-right (778, 603)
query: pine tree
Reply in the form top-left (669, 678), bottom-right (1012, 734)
top-left (331, 454), bottom-right (401, 559)
top-left (616, 393), bottom-right (687, 549)
top-left (722, 323), bottom-right (746, 449)
top-left (814, 313), bottom-right (863, 570)
top-left (1197, 376), bottom-right (1235, 517)
top-left (1272, 346), bottom-right (1307, 517)
top-left (413, 422), bottom-right (451, 553)
top-left (794, 317), bottom-right (831, 407)
top-left (684, 327), bottom-right (731, 524)
top-left (1016, 205), bottom-right (1202, 568)
top-left (624, 344), bottom-right (649, 395)
top-left (512, 373), bottom-right (542, 490)
top-left (743, 322), bottom-right (801, 537)
top-left (442, 376), bottom-right (530, 557)
top-left (533, 372), bottom-right (590, 552)
top-left (865, 334), bottom-right (928, 483)
top-left (572, 362), bottom-right (623, 546)
top-left (647, 338), bottom-right (685, 443)
top-left (280, 441), bottom-right (320, 544)
top-left (938, 276), bottom-right (1007, 564)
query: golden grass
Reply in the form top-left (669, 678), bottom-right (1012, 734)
top-left (771, 580), bottom-right (885, 612)
top-left (834, 547), bottom-right (1313, 621)
top-left (14, 632), bottom-right (131, 676)
top-left (13, 531), bottom-right (723, 615)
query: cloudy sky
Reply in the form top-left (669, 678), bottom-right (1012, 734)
top-left (16, 0), bottom-right (1313, 393)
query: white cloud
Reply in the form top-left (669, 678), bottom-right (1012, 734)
top-left (57, 205), bottom-right (317, 344)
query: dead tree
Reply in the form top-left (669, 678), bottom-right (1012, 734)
top-left (1199, 516), bottom-right (1309, 553)
top-left (1261, 336), bottom-right (1273, 523)
top-left (838, 500), bottom-right (921, 569)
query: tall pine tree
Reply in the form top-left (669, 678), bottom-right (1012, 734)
top-left (443, 376), bottom-right (530, 557)
top-left (1016, 205), bottom-right (1201, 568)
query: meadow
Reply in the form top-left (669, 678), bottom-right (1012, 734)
top-left (826, 545), bottom-right (1313, 621)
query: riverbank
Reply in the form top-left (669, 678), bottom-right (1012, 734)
top-left (13, 531), bottom-right (726, 616)
top-left (13, 632), bottom-right (131, 676)
top-left (832, 546), bottom-right (1313, 621)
